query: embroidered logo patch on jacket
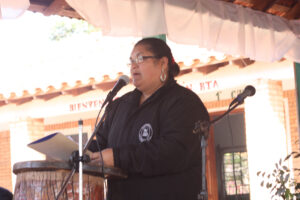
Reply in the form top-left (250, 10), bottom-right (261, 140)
top-left (138, 123), bottom-right (153, 142)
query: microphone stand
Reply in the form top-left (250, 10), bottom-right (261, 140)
top-left (55, 106), bottom-right (109, 200)
top-left (55, 76), bottom-right (129, 199)
top-left (79, 119), bottom-right (83, 200)
top-left (197, 101), bottom-right (241, 200)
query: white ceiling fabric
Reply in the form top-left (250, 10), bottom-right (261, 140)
top-left (0, 0), bottom-right (29, 19)
top-left (65, 0), bottom-right (300, 62)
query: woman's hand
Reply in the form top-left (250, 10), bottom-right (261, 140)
top-left (90, 148), bottom-right (114, 167)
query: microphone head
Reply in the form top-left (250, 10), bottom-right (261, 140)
top-left (245, 85), bottom-right (256, 96)
top-left (119, 75), bottom-right (130, 85)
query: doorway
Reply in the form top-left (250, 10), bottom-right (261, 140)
top-left (212, 111), bottom-right (250, 200)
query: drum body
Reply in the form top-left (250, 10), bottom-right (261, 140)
top-left (13, 160), bottom-right (127, 200)
top-left (14, 170), bottom-right (103, 200)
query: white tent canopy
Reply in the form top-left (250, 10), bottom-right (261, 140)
top-left (0, 0), bottom-right (29, 19)
top-left (65, 0), bottom-right (300, 63)
top-left (3, 0), bottom-right (300, 62)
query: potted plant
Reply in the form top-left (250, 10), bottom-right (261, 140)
top-left (257, 151), bottom-right (300, 199)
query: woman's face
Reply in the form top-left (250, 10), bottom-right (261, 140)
top-left (130, 44), bottom-right (167, 94)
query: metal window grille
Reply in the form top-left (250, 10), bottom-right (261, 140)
top-left (223, 152), bottom-right (250, 197)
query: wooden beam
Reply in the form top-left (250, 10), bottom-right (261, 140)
top-left (251, 0), bottom-right (277, 11)
top-left (232, 58), bottom-right (255, 68)
top-left (39, 0), bottom-right (82, 19)
top-left (267, 4), bottom-right (290, 17)
top-left (197, 62), bottom-right (229, 75)
top-left (28, 4), bottom-right (48, 13)
top-left (58, 9), bottom-right (82, 19)
top-left (43, 0), bottom-right (68, 16)
top-left (233, 0), bottom-right (253, 7)
top-left (284, 1), bottom-right (300, 19)
top-left (30, 0), bottom-right (54, 5)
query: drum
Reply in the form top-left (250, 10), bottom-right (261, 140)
top-left (13, 160), bottom-right (127, 200)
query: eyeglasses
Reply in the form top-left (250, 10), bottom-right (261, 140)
top-left (128, 55), bottom-right (160, 67)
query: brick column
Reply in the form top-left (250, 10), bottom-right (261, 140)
top-left (284, 90), bottom-right (300, 182)
top-left (9, 117), bottom-right (45, 190)
top-left (0, 130), bottom-right (12, 192)
top-left (245, 79), bottom-right (288, 199)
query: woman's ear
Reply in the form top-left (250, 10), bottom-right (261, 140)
top-left (161, 56), bottom-right (169, 71)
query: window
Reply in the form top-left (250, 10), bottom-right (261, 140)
top-left (223, 151), bottom-right (250, 199)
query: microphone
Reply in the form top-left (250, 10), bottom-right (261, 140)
top-left (230, 85), bottom-right (256, 107)
top-left (103, 75), bottom-right (130, 106)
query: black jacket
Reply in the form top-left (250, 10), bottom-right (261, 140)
top-left (96, 79), bottom-right (209, 200)
top-left (0, 187), bottom-right (13, 200)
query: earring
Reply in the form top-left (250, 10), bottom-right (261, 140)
top-left (160, 68), bottom-right (166, 82)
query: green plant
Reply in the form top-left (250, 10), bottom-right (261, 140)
top-left (49, 18), bottom-right (99, 41)
top-left (257, 152), bottom-right (300, 200)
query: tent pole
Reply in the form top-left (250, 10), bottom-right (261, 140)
top-left (145, 34), bottom-right (166, 42)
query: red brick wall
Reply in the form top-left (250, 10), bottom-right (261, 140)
top-left (205, 99), bottom-right (232, 110)
top-left (27, 118), bottom-right (45, 142)
top-left (284, 90), bottom-right (300, 182)
top-left (0, 130), bottom-right (12, 192)
top-left (44, 118), bottom-right (97, 133)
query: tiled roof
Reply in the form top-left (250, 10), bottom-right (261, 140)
top-left (0, 57), bottom-right (257, 106)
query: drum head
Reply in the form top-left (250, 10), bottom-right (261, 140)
top-left (13, 160), bottom-right (127, 178)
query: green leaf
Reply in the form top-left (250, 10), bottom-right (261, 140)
top-left (277, 187), bottom-right (285, 195)
top-left (271, 186), bottom-right (276, 192)
top-left (285, 188), bottom-right (292, 199)
top-left (267, 183), bottom-right (272, 189)
top-left (257, 171), bottom-right (261, 176)
top-left (283, 166), bottom-right (289, 171)
top-left (276, 188), bottom-right (282, 195)
top-left (276, 178), bottom-right (280, 183)
top-left (284, 174), bottom-right (290, 183)
top-left (285, 154), bottom-right (292, 161)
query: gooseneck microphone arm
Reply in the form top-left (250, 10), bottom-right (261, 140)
top-left (84, 75), bottom-right (130, 154)
top-left (209, 101), bottom-right (240, 125)
top-left (212, 85), bottom-right (256, 125)
top-left (55, 75), bottom-right (130, 200)
top-left (102, 75), bottom-right (130, 106)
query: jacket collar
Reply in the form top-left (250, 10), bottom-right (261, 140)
top-left (130, 78), bottom-right (177, 107)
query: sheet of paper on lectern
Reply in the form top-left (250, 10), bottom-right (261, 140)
top-left (28, 132), bottom-right (91, 162)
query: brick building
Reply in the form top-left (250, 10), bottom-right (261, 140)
top-left (0, 58), bottom-right (299, 199)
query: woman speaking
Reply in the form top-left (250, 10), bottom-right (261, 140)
top-left (90, 37), bottom-right (210, 200)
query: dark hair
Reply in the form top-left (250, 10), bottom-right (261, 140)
top-left (135, 38), bottom-right (180, 79)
